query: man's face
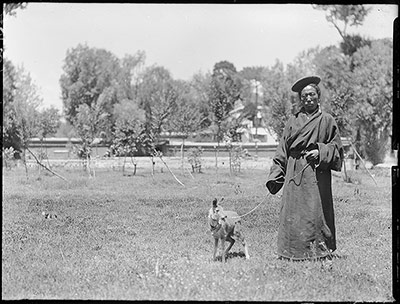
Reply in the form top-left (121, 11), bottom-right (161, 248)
top-left (300, 85), bottom-right (319, 114)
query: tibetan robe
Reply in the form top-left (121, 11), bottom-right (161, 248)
top-left (266, 108), bottom-right (343, 260)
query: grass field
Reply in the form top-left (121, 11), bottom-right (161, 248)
top-left (2, 159), bottom-right (394, 301)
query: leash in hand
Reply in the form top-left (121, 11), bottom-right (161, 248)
top-left (288, 162), bottom-right (312, 186)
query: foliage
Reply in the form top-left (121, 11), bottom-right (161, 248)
top-left (188, 71), bottom-right (213, 129)
top-left (340, 34), bottom-right (371, 57)
top-left (2, 147), bottom-right (16, 169)
top-left (73, 103), bottom-right (108, 148)
top-left (313, 5), bottom-right (372, 57)
top-left (38, 107), bottom-right (61, 139)
top-left (137, 65), bottom-right (178, 142)
top-left (117, 52), bottom-right (146, 101)
top-left (54, 120), bottom-right (76, 138)
top-left (4, 65), bottom-right (43, 178)
top-left (286, 47), bottom-right (321, 81)
top-left (313, 5), bottom-right (372, 40)
top-left (2, 59), bottom-right (21, 152)
top-left (3, 2), bottom-right (28, 16)
top-left (12, 66), bottom-right (42, 153)
top-left (72, 100), bottom-right (109, 176)
top-left (166, 80), bottom-right (202, 138)
top-left (111, 99), bottom-right (148, 157)
top-left (60, 44), bottom-right (116, 122)
top-left (3, 59), bottom-right (63, 169)
top-left (350, 39), bottom-right (393, 165)
top-left (209, 61), bottom-right (242, 143)
top-left (258, 36), bottom-right (392, 166)
top-left (60, 43), bottom-right (145, 139)
top-left (263, 60), bottom-right (293, 139)
top-left (311, 45), bottom-right (355, 136)
top-left (59, 46), bottom-right (146, 163)
top-left (238, 66), bottom-right (269, 125)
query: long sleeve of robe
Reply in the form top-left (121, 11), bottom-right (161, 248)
top-left (266, 108), bottom-right (343, 260)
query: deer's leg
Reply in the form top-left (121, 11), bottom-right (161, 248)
top-left (221, 239), bottom-right (226, 263)
top-left (224, 235), bottom-right (235, 256)
top-left (213, 238), bottom-right (219, 261)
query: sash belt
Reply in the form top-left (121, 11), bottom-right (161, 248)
top-left (288, 149), bottom-right (306, 159)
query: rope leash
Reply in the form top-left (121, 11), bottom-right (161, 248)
top-left (288, 162), bottom-right (312, 185)
top-left (230, 191), bottom-right (271, 219)
top-left (273, 162), bottom-right (312, 186)
top-left (230, 162), bottom-right (313, 220)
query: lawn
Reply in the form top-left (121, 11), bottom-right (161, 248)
top-left (2, 159), bottom-right (394, 301)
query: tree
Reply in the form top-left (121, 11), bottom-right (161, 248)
top-left (239, 66), bottom-right (269, 125)
top-left (209, 61), bottom-right (241, 143)
top-left (60, 44), bottom-right (130, 125)
top-left (72, 97), bottom-right (109, 177)
top-left (137, 65), bottom-right (178, 142)
top-left (2, 60), bottom-right (62, 177)
top-left (60, 44), bottom-right (146, 151)
top-left (167, 80), bottom-right (202, 170)
top-left (208, 61), bottom-right (241, 170)
top-left (313, 5), bottom-right (372, 56)
top-left (54, 120), bottom-right (76, 138)
top-left (286, 47), bottom-right (321, 81)
top-left (263, 60), bottom-right (293, 139)
top-left (188, 71), bottom-right (213, 130)
top-left (3, 58), bottom-right (20, 154)
top-left (340, 34), bottom-right (371, 57)
top-left (118, 52), bottom-right (146, 101)
top-left (12, 66), bottom-right (42, 177)
top-left (351, 39), bottom-right (393, 165)
top-left (37, 107), bottom-right (61, 168)
top-left (112, 99), bottom-right (147, 175)
top-left (3, 3), bottom-right (28, 16)
top-left (38, 107), bottom-right (61, 140)
top-left (311, 45), bottom-right (355, 136)
top-left (313, 5), bottom-right (371, 40)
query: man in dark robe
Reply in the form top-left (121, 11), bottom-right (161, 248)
top-left (266, 76), bottom-right (344, 260)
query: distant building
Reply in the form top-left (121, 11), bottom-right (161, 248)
top-left (229, 98), bottom-right (278, 145)
top-left (238, 127), bottom-right (278, 145)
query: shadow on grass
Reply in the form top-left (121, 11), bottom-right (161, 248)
top-left (214, 251), bottom-right (247, 262)
top-left (331, 253), bottom-right (348, 260)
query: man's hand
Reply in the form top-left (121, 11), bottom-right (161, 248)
top-left (304, 149), bottom-right (319, 164)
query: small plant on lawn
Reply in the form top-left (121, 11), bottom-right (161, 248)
top-left (71, 99), bottom-right (110, 178)
top-left (187, 147), bottom-right (203, 173)
top-left (231, 145), bottom-right (246, 173)
top-left (224, 133), bottom-right (244, 175)
top-left (73, 143), bottom-right (93, 176)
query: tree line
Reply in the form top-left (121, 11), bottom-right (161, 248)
top-left (3, 4), bottom-right (393, 167)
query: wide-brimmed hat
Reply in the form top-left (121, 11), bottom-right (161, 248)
top-left (291, 76), bottom-right (321, 93)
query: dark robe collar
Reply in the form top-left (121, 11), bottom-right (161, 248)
top-left (295, 106), bottom-right (321, 118)
top-left (287, 107), bottom-right (323, 150)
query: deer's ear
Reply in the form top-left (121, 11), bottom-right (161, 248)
top-left (212, 198), bottom-right (218, 207)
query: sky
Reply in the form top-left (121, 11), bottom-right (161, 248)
top-left (3, 3), bottom-right (398, 112)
